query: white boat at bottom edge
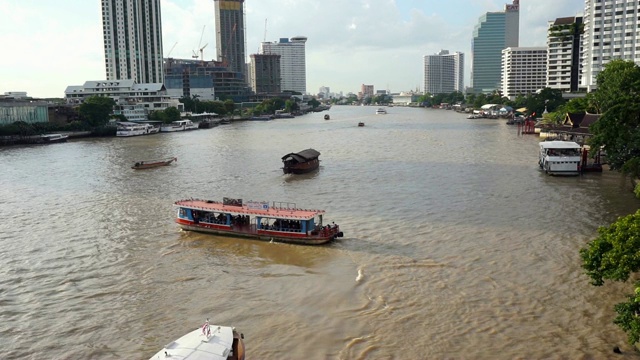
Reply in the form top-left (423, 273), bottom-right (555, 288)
top-left (148, 320), bottom-right (245, 360)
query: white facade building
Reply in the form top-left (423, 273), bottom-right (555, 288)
top-left (547, 16), bottom-right (583, 92)
top-left (65, 80), bottom-right (182, 121)
top-left (101, 0), bottom-right (164, 84)
top-left (501, 47), bottom-right (548, 100)
top-left (581, 0), bottom-right (640, 91)
top-left (260, 37), bottom-right (307, 93)
top-left (423, 50), bottom-right (465, 94)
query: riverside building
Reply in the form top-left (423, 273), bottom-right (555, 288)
top-left (547, 16), bottom-right (584, 92)
top-left (260, 37), bottom-right (308, 94)
top-left (471, 0), bottom-right (520, 93)
top-left (101, 0), bottom-right (164, 84)
top-left (64, 80), bottom-right (182, 121)
top-left (581, 0), bottom-right (640, 91)
top-left (423, 50), bottom-right (465, 94)
top-left (500, 47), bottom-right (548, 100)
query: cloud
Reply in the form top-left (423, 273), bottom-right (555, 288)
top-left (0, 0), bottom-right (586, 98)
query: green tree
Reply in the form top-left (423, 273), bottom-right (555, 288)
top-left (548, 21), bottom-right (584, 43)
top-left (164, 107), bottom-right (181, 122)
top-left (308, 98), bottom-right (320, 109)
top-left (580, 210), bottom-right (640, 344)
top-left (523, 88), bottom-right (564, 116)
top-left (285, 99), bottom-right (299, 113)
top-left (588, 60), bottom-right (640, 174)
top-left (223, 100), bottom-right (235, 114)
top-left (78, 96), bottom-right (115, 127)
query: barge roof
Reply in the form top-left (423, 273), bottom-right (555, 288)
top-left (174, 199), bottom-right (325, 220)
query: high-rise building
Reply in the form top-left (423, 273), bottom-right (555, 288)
top-left (423, 50), bottom-right (465, 95)
top-left (501, 47), bottom-right (548, 100)
top-left (547, 16), bottom-right (583, 92)
top-left (260, 37), bottom-right (308, 94)
top-left (581, 0), bottom-right (640, 91)
top-left (249, 54), bottom-right (281, 94)
top-left (101, 0), bottom-right (164, 84)
top-left (471, 0), bottom-right (520, 93)
top-left (360, 84), bottom-right (374, 99)
top-left (214, 0), bottom-right (247, 82)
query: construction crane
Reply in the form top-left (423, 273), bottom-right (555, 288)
top-left (167, 42), bottom-right (178, 58)
top-left (193, 25), bottom-right (205, 59)
top-left (199, 43), bottom-right (208, 62)
top-left (164, 42), bottom-right (178, 76)
top-left (263, 18), bottom-right (268, 42)
top-left (222, 23), bottom-right (236, 68)
top-left (260, 18), bottom-right (268, 54)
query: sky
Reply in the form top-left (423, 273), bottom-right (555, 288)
top-left (0, 0), bottom-right (585, 98)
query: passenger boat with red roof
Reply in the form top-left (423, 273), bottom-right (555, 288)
top-left (174, 197), bottom-right (343, 245)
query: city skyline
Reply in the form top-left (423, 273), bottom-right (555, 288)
top-left (0, 0), bottom-right (584, 98)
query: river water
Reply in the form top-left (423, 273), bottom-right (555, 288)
top-left (2, 105), bottom-right (640, 359)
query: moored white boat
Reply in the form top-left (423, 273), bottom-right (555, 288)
top-left (116, 122), bottom-right (160, 137)
top-left (148, 319), bottom-right (245, 360)
top-left (160, 120), bottom-right (199, 132)
top-left (40, 133), bottom-right (68, 143)
top-left (539, 141), bottom-right (582, 176)
top-left (375, 108), bottom-right (387, 115)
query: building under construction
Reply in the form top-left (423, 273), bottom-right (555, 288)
top-left (214, 0), bottom-right (247, 84)
top-left (163, 58), bottom-right (251, 102)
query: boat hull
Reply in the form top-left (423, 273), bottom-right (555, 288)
top-left (283, 162), bottom-right (319, 174)
top-left (132, 158), bottom-right (176, 170)
top-left (177, 220), bottom-right (339, 245)
top-left (41, 134), bottom-right (69, 143)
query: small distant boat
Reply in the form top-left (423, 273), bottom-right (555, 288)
top-left (282, 148), bottom-right (320, 174)
top-left (375, 108), bottom-right (387, 115)
top-left (160, 120), bottom-right (198, 132)
top-left (358, 122), bottom-right (365, 127)
top-left (324, 114), bottom-right (330, 120)
top-left (132, 157), bottom-right (177, 170)
top-left (148, 319), bottom-right (245, 360)
top-left (40, 133), bottom-right (68, 144)
top-left (174, 197), bottom-right (344, 245)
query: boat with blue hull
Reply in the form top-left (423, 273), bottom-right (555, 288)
top-left (174, 197), bottom-right (343, 245)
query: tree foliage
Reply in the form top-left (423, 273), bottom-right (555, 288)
top-left (78, 96), bottom-right (115, 127)
top-left (179, 95), bottom-right (230, 116)
top-left (548, 21), bottom-right (584, 43)
top-left (580, 210), bottom-right (640, 344)
top-left (588, 60), bottom-right (640, 174)
top-left (252, 98), bottom-right (286, 115)
top-left (307, 98), bottom-right (320, 109)
top-left (580, 210), bottom-right (640, 286)
top-left (284, 99), bottom-right (299, 113)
